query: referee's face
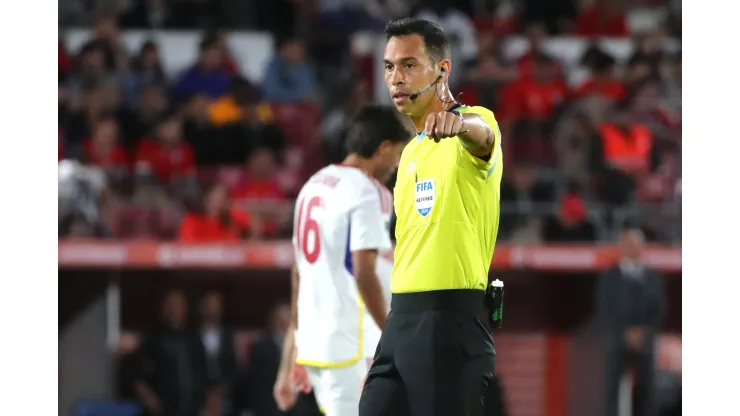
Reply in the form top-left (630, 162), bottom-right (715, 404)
top-left (384, 35), bottom-right (438, 115)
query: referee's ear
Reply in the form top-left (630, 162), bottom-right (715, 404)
top-left (438, 60), bottom-right (452, 79)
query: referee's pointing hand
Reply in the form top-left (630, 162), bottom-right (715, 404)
top-left (425, 111), bottom-right (465, 142)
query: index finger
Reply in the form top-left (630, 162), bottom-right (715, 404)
top-left (424, 115), bottom-right (437, 138)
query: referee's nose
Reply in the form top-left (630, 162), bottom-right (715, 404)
top-left (389, 68), bottom-right (405, 87)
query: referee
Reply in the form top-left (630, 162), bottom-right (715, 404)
top-left (359, 18), bottom-right (503, 416)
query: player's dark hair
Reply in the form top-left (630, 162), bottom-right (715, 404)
top-left (385, 18), bottom-right (451, 63)
top-left (345, 105), bottom-right (410, 158)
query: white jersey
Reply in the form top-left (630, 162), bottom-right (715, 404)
top-left (294, 165), bottom-right (393, 367)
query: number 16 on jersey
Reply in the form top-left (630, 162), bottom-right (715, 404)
top-left (295, 196), bottom-right (324, 264)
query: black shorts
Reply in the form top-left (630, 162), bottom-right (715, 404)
top-left (359, 289), bottom-right (496, 416)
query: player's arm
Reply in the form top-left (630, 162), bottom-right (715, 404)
top-left (277, 265), bottom-right (300, 380)
top-left (353, 249), bottom-right (387, 330)
top-left (350, 187), bottom-right (391, 330)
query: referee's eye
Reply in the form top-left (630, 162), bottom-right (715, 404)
top-left (404, 63), bottom-right (415, 69)
top-left (385, 64), bottom-right (394, 72)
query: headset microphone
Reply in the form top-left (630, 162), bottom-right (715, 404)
top-left (409, 69), bottom-right (445, 101)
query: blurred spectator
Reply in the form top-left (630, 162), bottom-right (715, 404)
top-left (573, 0), bottom-right (629, 37)
top-left (244, 303), bottom-right (292, 416)
top-left (463, 32), bottom-right (517, 110)
top-left (121, 40), bottom-right (167, 106)
top-left (67, 43), bottom-right (118, 103)
top-left (231, 148), bottom-right (289, 237)
top-left (261, 37), bottom-right (316, 103)
top-left (178, 183), bottom-right (255, 242)
top-left (182, 94), bottom-right (218, 161)
top-left (209, 77), bottom-right (271, 128)
top-left (515, 23), bottom-right (563, 81)
top-left (199, 292), bottom-right (238, 416)
top-left (321, 81), bottom-right (371, 163)
top-left (543, 191), bottom-right (597, 242)
top-left (65, 83), bottom-right (108, 147)
top-left (630, 32), bottom-right (666, 68)
top-left (198, 77), bottom-right (286, 165)
top-left (82, 13), bottom-right (129, 72)
top-left (506, 54), bottom-right (567, 164)
top-left (211, 30), bottom-right (241, 75)
top-left (573, 50), bottom-right (626, 102)
top-left (417, 0), bottom-right (478, 86)
top-left (597, 226), bottom-right (666, 416)
top-left (120, 84), bottom-right (168, 150)
top-left (134, 290), bottom-right (208, 416)
top-left (175, 33), bottom-right (232, 102)
top-left (316, 0), bottom-right (386, 35)
top-left (83, 112), bottom-right (130, 184)
top-left (558, 112), bottom-right (601, 187)
top-left (134, 112), bottom-right (197, 186)
top-left (472, 0), bottom-right (517, 36)
top-left (520, 0), bottom-right (578, 34)
top-left (591, 103), bottom-right (659, 206)
top-left (501, 164), bottom-right (555, 204)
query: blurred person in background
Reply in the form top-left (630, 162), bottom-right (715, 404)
top-left (82, 112), bottom-right (130, 186)
top-left (416, 0), bottom-right (479, 86)
top-left (199, 291), bottom-right (238, 416)
top-left (175, 33), bottom-right (232, 102)
top-left (178, 183), bottom-right (256, 242)
top-left (463, 32), bottom-right (517, 111)
top-left (204, 76), bottom-right (286, 165)
top-left (120, 84), bottom-right (169, 150)
top-left (67, 43), bottom-right (117, 104)
top-left (134, 111), bottom-right (197, 190)
top-left (231, 147), bottom-right (288, 238)
top-left (81, 12), bottom-right (129, 72)
top-left (543, 186), bottom-right (596, 242)
top-left (121, 40), bottom-right (167, 106)
top-left (182, 93), bottom-right (215, 160)
top-left (245, 303), bottom-right (293, 416)
top-left (519, 0), bottom-right (578, 34)
top-left (320, 81), bottom-right (372, 164)
top-left (508, 54), bottom-right (567, 164)
top-left (261, 36), bottom-right (316, 103)
top-left (573, 50), bottom-right (626, 102)
top-left (591, 102), bottom-right (658, 207)
top-left (573, 0), bottom-right (629, 37)
top-left (134, 290), bottom-right (209, 416)
top-left (211, 29), bottom-right (241, 75)
top-left (515, 23), bottom-right (562, 80)
top-left (596, 226), bottom-right (666, 416)
top-left (65, 82), bottom-right (114, 147)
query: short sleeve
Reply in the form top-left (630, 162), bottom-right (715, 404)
top-left (349, 184), bottom-right (392, 253)
top-left (457, 106), bottom-right (502, 172)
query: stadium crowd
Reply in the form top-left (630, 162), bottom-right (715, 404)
top-left (58, 0), bottom-right (682, 245)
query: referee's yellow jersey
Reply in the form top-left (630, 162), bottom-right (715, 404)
top-left (391, 105), bottom-right (503, 293)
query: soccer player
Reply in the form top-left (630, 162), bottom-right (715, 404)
top-left (273, 105), bottom-right (409, 416)
top-left (359, 18), bottom-right (503, 416)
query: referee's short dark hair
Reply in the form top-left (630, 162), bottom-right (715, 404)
top-left (345, 105), bottom-right (410, 158)
top-left (385, 18), bottom-right (451, 63)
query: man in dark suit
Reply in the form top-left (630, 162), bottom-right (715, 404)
top-left (242, 304), bottom-right (322, 416)
top-left (199, 291), bottom-right (238, 416)
top-left (134, 290), bottom-right (209, 416)
top-left (597, 226), bottom-right (667, 416)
